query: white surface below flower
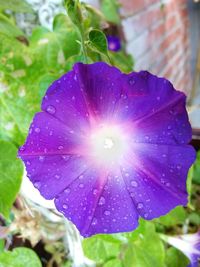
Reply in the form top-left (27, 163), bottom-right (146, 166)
top-left (21, 168), bottom-right (55, 209)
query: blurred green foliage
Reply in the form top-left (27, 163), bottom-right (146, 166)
top-left (0, 248), bottom-right (42, 267)
top-left (0, 141), bottom-right (23, 218)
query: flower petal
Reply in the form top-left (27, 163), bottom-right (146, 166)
top-left (116, 71), bottom-right (192, 145)
top-left (41, 69), bottom-right (90, 131)
top-left (55, 169), bottom-right (139, 237)
top-left (73, 62), bottom-right (123, 120)
top-left (121, 143), bottom-right (196, 219)
top-left (19, 112), bottom-right (87, 156)
top-left (20, 154), bottom-right (89, 199)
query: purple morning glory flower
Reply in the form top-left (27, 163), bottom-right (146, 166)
top-left (107, 35), bottom-right (121, 52)
top-left (161, 232), bottom-right (200, 267)
top-left (18, 62), bottom-right (196, 237)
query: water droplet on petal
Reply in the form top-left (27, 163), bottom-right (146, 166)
top-left (46, 105), bottom-right (56, 114)
top-left (62, 155), bottom-right (69, 161)
top-left (144, 213), bottom-right (148, 218)
top-left (79, 175), bottom-right (84, 180)
top-left (177, 164), bottom-right (182, 170)
top-left (91, 218), bottom-right (98, 225)
top-left (58, 145), bottom-right (64, 150)
top-left (129, 77), bottom-right (135, 85)
top-left (35, 127), bottom-right (40, 133)
top-left (34, 181), bottom-right (41, 189)
top-left (137, 202), bottom-right (144, 209)
top-left (93, 189), bottom-right (98, 195)
top-left (79, 183), bottom-right (84, 188)
top-left (55, 174), bottom-right (60, 179)
top-left (99, 196), bottom-right (105, 205)
top-left (64, 188), bottom-right (70, 194)
top-left (104, 210), bottom-right (110, 216)
top-left (131, 181), bottom-right (138, 187)
top-left (63, 204), bottom-right (68, 209)
top-left (39, 156), bottom-right (45, 162)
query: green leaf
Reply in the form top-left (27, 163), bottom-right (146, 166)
top-left (0, 14), bottom-right (23, 38)
top-left (83, 234), bottom-right (120, 264)
top-left (165, 247), bottom-right (189, 267)
top-left (38, 74), bottom-right (58, 98)
top-left (188, 212), bottom-right (200, 225)
top-left (88, 29), bottom-right (108, 56)
top-left (193, 150), bottom-right (200, 184)
top-left (0, 248), bottom-right (42, 267)
top-left (187, 166), bottom-right (194, 208)
top-left (64, 0), bottom-right (82, 27)
top-left (30, 14), bottom-right (80, 70)
top-left (0, 140), bottom-right (23, 218)
top-left (154, 206), bottom-right (186, 227)
top-left (0, 240), bottom-right (4, 253)
top-left (83, 220), bottom-right (165, 267)
top-left (122, 221), bottom-right (165, 267)
top-left (0, 0), bottom-right (33, 13)
top-left (109, 51), bottom-right (134, 73)
top-left (103, 259), bottom-right (122, 267)
top-left (101, 0), bottom-right (120, 24)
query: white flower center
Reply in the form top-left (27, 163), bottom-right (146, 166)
top-left (89, 124), bottom-right (129, 167)
top-left (103, 138), bottom-right (114, 149)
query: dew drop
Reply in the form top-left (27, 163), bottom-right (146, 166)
top-left (129, 77), bottom-right (135, 85)
top-left (39, 156), bottom-right (45, 162)
top-left (176, 164), bottom-right (182, 170)
top-left (98, 196), bottom-right (105, 205)
top-left (34, 181), bottom-right (41, 189)
top-left (161, 178), bottom-right (165, 184)
top-left (62, 204), bottom-right (68, 209)
top-left (131, 181), bottom-right (138, 187)
top-left (35, 127), bottom-right (40, 133)
top-left (104, 210), bottom-right (110, 216)
top-left (49, 130), bottom-right (53, 136)
top-left (58, 145), bottom-right (64, 150)
top-left (144, 213), bottom-right (148, 218)
top-left (137, 202), bottom-right (144, 209)
top-left (92, 218), bottom-right (98, 225)
top-left (79, 183), bottom-right (84, 188)
top-left (55, 174), bottom-right (60, 179)
top-left (93, 189), bottom-right (98, 195)
top-left (64, 188), bottom-right (70, 194)
top-left (26, 161), bottom-right (31, 165)
top-left (46, 105), bottom-right (56, 114)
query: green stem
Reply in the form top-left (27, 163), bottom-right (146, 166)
top-left (79, 26), bottom-right (88, 63)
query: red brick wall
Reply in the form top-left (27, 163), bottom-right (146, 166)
top-left (120, 0), bottom-right (192, 95)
